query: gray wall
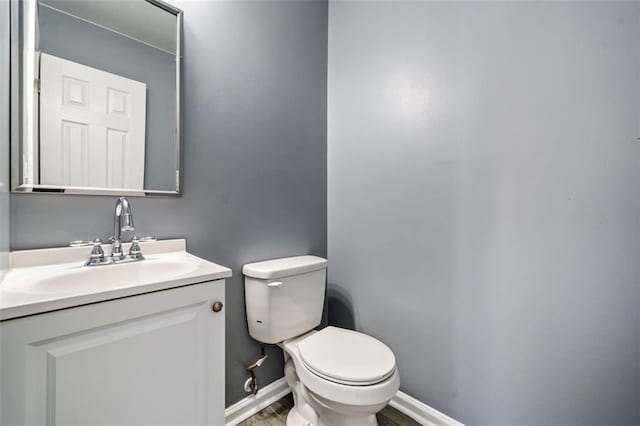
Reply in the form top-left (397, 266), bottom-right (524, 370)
top-left (0, 0), bottom-right (9, 281)
top-left (328, 1), bottom-right (640, 424)
top-left (11, 0), bottom-right (327, 408)
top-left (38, 5), bottom-right (177, 191)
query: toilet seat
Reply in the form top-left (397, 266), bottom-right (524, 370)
top-left (298, 327), bottom-right (396, 386)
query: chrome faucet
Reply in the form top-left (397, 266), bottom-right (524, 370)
top-left (71, 197), bottom-right (156, 266)
top-left (112, 197), bottom-right (135, 259)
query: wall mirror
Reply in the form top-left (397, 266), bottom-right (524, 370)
top-left (11, 0), bottom-right (182, 196)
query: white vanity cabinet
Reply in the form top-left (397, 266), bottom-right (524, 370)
top-left (1, 280), bottom-right (225, 425)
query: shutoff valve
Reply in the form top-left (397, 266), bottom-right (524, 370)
top-left (244, 344), bottom-right (268, 395)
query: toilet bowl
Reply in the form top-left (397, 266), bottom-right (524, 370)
top-left (280, 327), bottom-right (400, 426)
top-left (243, 256), bottom-right (400, 426)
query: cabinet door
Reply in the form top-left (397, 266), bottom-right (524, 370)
top-left (1, 280), bottom-right (225, 426)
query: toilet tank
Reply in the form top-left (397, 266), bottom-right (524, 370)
top-left (243, 256), bottom-right (327, 344)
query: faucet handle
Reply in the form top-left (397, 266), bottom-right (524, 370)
top-left (129, 237), bottom-right (144, 259)
top-left (89, 239), bottom-right (105, 260)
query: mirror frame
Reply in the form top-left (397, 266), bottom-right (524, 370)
top-left (10, 0), bottom-right (183, 196)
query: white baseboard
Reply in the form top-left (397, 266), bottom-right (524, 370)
top-left (225, 378), bottom-right (464, 426)
top-left (225, 377), bottom-right (291, 426)
top-left (389, 391), bottom-right (464, 426)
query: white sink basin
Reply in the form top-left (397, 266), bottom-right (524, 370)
top-left (0, 239), bottom-right (232, 320)
top-left (20, 258), bottom-right (201, 295)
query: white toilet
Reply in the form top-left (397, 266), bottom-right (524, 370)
top-left (243, 256), bottom-right (400, 426)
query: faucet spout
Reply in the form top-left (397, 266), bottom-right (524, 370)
top-left (112, 197), bottom-right (135, 258)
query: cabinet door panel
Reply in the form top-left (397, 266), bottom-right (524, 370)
top-left (1, 280), bottom-right (225, 426)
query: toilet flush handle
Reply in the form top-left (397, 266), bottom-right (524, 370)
top-left (267, 281), bottom-right (283, 288)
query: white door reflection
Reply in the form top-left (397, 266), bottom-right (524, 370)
top-left (40, 53), bottom-right (147, 189)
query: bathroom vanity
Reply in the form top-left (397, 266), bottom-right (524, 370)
top-left (0, 239), bottom-right (231, 425)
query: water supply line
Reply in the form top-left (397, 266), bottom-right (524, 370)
top-left (244, 343), bottom-right (268, 395)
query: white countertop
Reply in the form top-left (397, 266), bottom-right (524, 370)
top-left (0, 239), bottom-right (232, 321)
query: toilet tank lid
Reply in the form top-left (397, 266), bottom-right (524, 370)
top-left (243, 255), bottom-right (327, 279)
